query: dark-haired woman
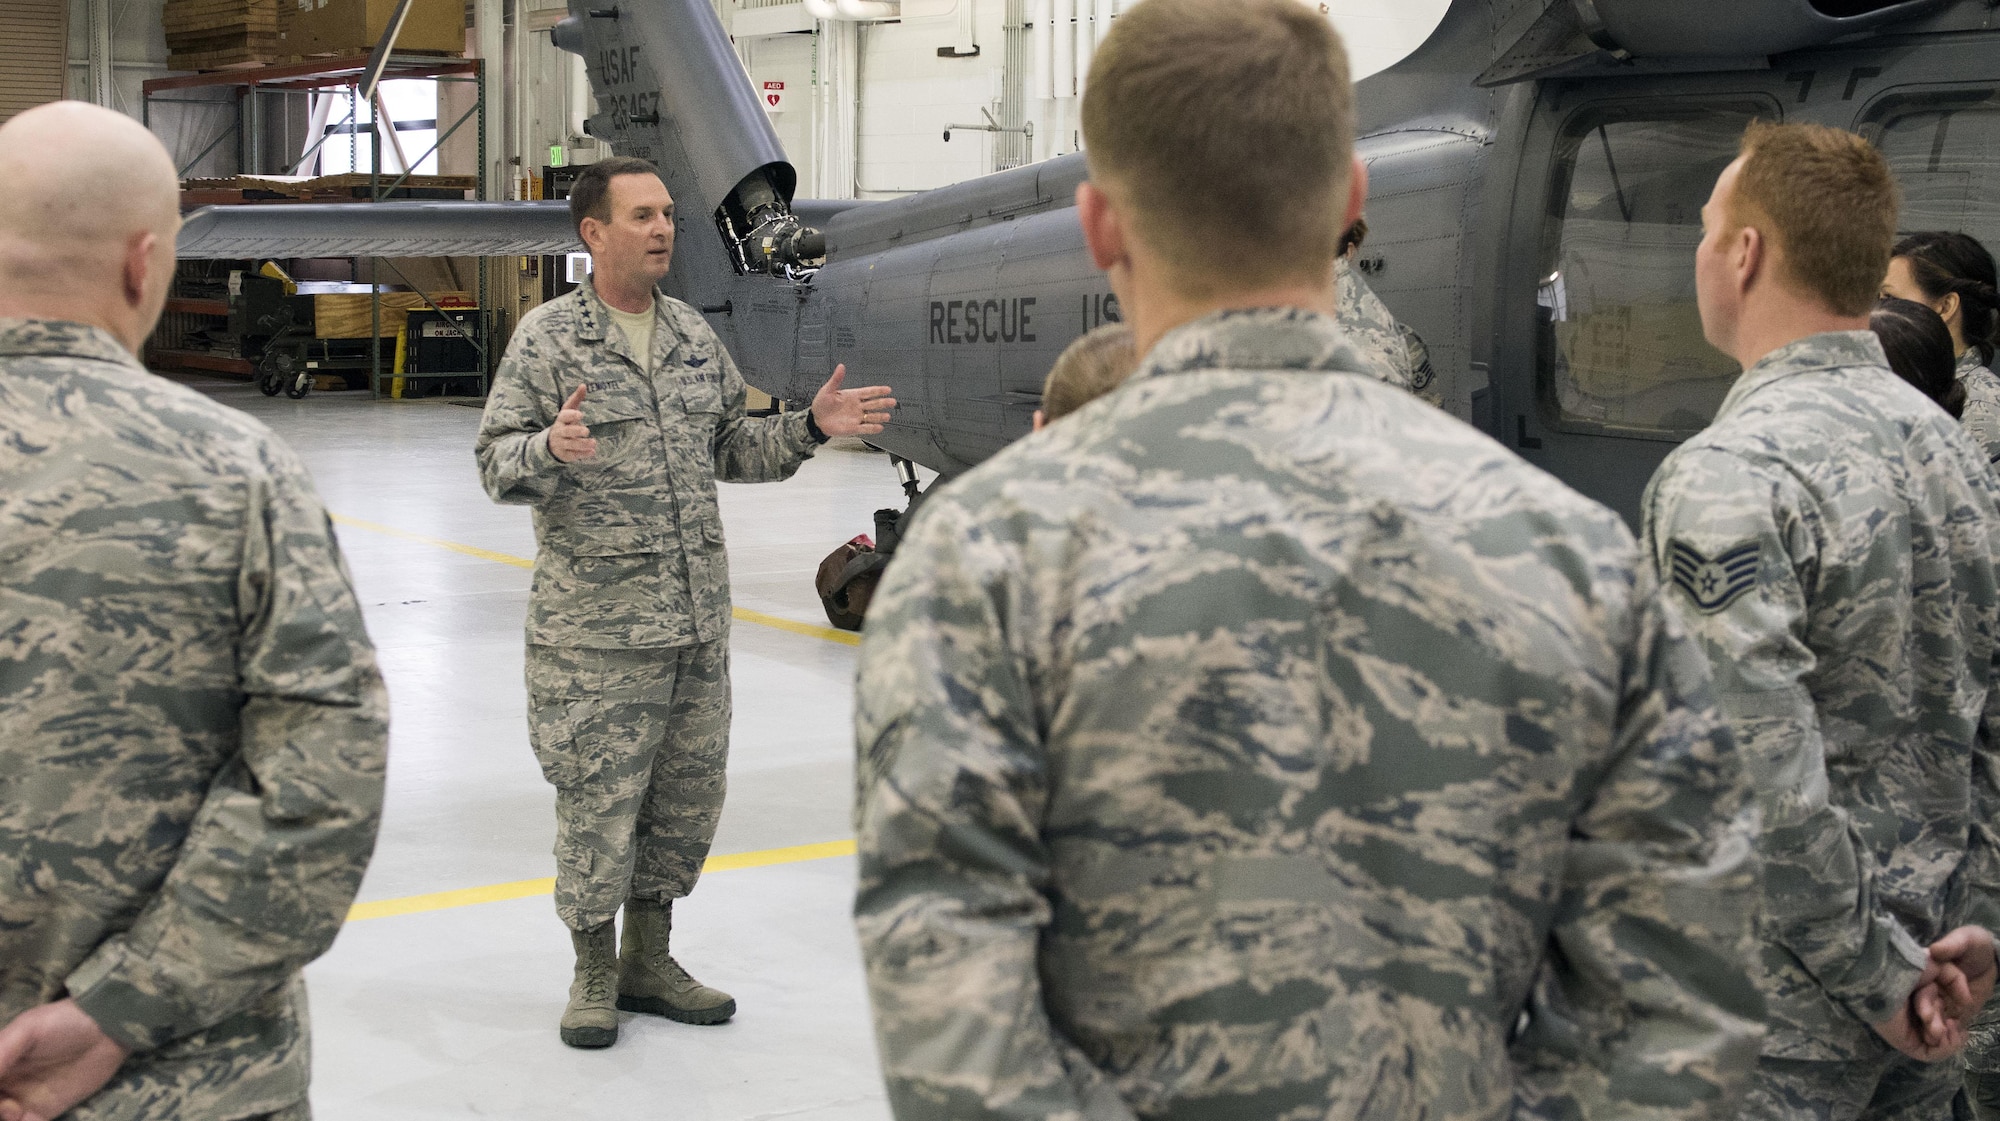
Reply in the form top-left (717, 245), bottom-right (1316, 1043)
top-left (1882, 230), bottom-right (2000, 462)
top-left (1898, 242), bottom-right (2000, 1121)
top-left (1871, 298), bottom-right (1966, 418)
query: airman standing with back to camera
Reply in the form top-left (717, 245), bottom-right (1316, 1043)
top-left (1031, 321), bottom-right (1137, 430)
top-left (851, 2), bottom-right (1771, 1117)
top-left (1336, 215), bottom-right (1435, 396)
top-left (1882, 231), bottom-right (2000, 1121)
top-left (1881, 231), bottom-right (2000, 464)
top-left (474, 156), bottom-right (894, 1049)
top-left (0, 102), bottom-right (388, 1121)
top-left (1643, 122), bottom-right (2000, 1121)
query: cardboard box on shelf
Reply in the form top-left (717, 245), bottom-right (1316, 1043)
top-left (287, 0), bottom-right (464, 57)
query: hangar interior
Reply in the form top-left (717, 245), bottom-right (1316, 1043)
top-left (2, 0), bottom-right (1448, 1117)
top-left (11, 0), bottom-right (2000, 1112)
top-left (38, 0), bottom-right (1449, 391)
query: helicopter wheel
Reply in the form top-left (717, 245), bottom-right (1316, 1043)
top-left (257, 345), bottom-right (301, 396)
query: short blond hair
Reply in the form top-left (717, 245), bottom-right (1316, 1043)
top-left (1081, 0), bottom-right (1354, 296)
top-left (1042, 323), bottom-right (1138, 422)
top-left (1732, 121), bottom-right (1898, 317)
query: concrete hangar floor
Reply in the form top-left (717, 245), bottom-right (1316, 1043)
top-left (189, 376), bottom-right (916, 1120)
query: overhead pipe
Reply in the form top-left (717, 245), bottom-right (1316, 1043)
top-left (1071, 0), bottom-right (1090, 96)
top-left (1030, 0), bottom-right (1052, 100)
top-left (803, 0), bottom-right (840, 16)
top-left (374, 91), bottom-right (411, 173)
top-left (292, 91), bottom-right (338, 175)
top-left (1052, 0), bottom-right (1074, 99)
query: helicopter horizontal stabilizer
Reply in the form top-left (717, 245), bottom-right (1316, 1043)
top-left (175, 200), bottom-right (583, 259)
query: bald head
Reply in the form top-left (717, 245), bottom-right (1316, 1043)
top-left (0, 102), bottom-right (182, 353)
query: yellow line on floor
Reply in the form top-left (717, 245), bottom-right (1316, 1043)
top-left (327, 512), bottom-right (860, 647)
top-left (731, 605), bottom-right (861, 646)
top-left (346, 839), bottom-right (858, 923)
top-left (330, 512), bottom-right (531, 570)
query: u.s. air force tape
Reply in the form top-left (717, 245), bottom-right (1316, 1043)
top-left (1668, 539), bottom-right (1760, 613)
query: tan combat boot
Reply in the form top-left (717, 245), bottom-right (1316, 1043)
top-left (617, 899), bottom-right (736, 1025)
top-left (559, 920), bottom-right (619, 1048)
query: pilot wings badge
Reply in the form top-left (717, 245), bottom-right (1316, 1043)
top-left (1668, 539), bottom-right (1761, 614)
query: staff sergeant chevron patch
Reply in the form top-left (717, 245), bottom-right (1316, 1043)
top-left (1668, 539), bottom-right (1761, 613)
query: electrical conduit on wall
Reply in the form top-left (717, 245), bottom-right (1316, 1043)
top-left (1030, 0), bottom-right (1052, 98)
top-left (1071, 0), bottom-right (1090, 96)
top-left (1051, 0), bottom-right (1075, 99)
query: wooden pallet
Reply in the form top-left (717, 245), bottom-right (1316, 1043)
top-left (167, 44), bottom-right (286, 70)
top-left (165, 14), bottom-right (281, 38)
top-left (164, 5), bottom-right (280, 37)
top-left (166, 32), bottom-right (283, 53)
top-left (163, 0), bottom-right (288, 69)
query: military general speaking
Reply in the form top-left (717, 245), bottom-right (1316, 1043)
top-left (8, 0), bottom-right (2000, 1118)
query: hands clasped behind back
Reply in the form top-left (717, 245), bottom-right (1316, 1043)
top-left (1874, 925), bottom-right (2000, 1062)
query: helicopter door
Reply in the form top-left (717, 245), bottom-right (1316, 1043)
top-left (1497, 94), bottom-right (1780, 525)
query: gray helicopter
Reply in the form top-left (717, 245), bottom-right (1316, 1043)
top-left (176, 0), bottom-right (2000, 529)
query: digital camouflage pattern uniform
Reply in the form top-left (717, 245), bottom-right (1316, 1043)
top-left (1401, 321), bottom-right (1437, 396)
top-left (0, 319), bottom-right (389, 1120)
top-left (855, 306), bottom-right (1766, 1121)
top-left (1952, 345), bottom-right (2000, 1121)
top-left (475, 276), bottom-right (816, 929)
top-left (1955, 349), bottom-right (2000, 465)
top-left (1333, 258), bottom-right (1413, 391)
top-left (1641, 331), bottom-right (2000, 1121)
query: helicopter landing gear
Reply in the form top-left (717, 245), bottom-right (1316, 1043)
top-left (814, 455), bottom-right (926, 632)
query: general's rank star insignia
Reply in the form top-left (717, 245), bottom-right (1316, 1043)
top-left (1668, 539), bottom-right (1760, 613)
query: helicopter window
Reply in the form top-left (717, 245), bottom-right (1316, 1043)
top-left (1860, 88), bottom-right (2000, 273)
top-left (1539, 108), bottom-right (1759, 438)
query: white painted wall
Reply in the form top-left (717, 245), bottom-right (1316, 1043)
top-left (729, 0), bottom-right (1452, 198)
top-left (1329, 0), bottom-right (1454, 82)
top-left (65, 0), bottom-right (169, 120)
top-left (851, 1), bottom-right (1007, 194)
top-left (60, 0), bottom-right (1451, 191)
top-left (735, 30), bottom-right (820, 191)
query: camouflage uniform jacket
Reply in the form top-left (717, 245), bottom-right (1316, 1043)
top-left (0, 319), bottom-right (389, 1119)
top-left (1334, 258), bottom-right (1412, 390)
top-left (1957, 349), bottom-right (2000, 465)
top-left (855, 306), bottom-right (1765, 1121)
top-left (1641, 330), bottom-right (2000, 1063)
top-left (475, 276), bottom-right (817, 648)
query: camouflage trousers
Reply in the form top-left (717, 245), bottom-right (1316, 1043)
top-left (1743, 1053), bottom-right (1964, 1121)
top-left (1965, 1074), bottom-right (2000, 1121)
top-left (525, 642), bottom-right (730, 931)
top-left (1964, 1015), bottom-right (2000, 1119)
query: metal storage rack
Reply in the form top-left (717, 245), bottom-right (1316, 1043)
top-left (143, 53), bottom-right (491, 397)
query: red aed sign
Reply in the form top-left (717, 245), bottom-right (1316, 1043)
top-left (762, 81), bottom-right (786, 111)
